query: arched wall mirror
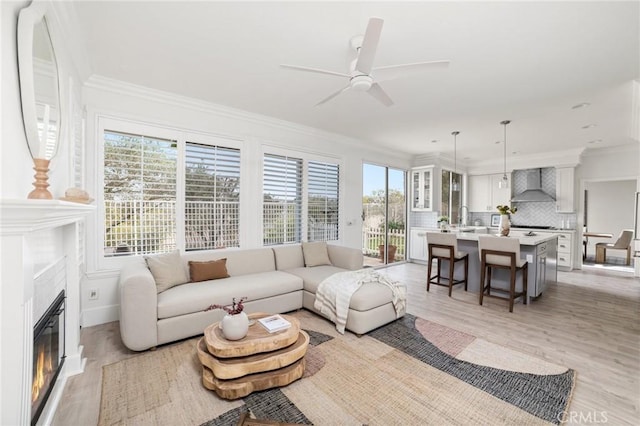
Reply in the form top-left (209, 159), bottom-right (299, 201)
top-left (18, 2), bottom-right (62, 198)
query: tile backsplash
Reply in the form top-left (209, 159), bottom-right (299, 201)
top-left (470, 167), bottom-right (577, 229)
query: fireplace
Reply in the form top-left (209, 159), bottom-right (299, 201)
top-left (31, 291), bottom-right (65, 425)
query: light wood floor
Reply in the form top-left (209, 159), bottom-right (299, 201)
top-left (53, 264), bottom-right (640, 425)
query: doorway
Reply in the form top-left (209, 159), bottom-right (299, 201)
top-left (362, 163), bottom-right (406, 266)
top-left (581, 178), bottom-right (636, 274)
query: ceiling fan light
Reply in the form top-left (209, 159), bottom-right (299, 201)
top-left (350, 75), bottom-right (373, 91)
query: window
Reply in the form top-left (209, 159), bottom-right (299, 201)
top-left (441, 169), bottom-right (463, 224)
top-left (102, 126), bottom-right (244, 258)
top-left (263, 154), bottom-right (303, 245)
top-left (103, 130), bottom-right (177, 256)
top-left (185, 142), bottom-right (240, 250)
top-left (307, 160), bottom-right (339, 241)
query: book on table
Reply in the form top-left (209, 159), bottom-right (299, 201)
top-left (258, 314), bottom-right (291, 333)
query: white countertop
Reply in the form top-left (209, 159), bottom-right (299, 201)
top-left (455, 230), bottom-right (560, 245)
top-left (412, 226), bottom-right (487, 233)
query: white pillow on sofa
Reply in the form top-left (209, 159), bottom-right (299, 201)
top-left (302, 241), bottom-right (332, 267)
top-left (145, 250), bottom-right (189, 293)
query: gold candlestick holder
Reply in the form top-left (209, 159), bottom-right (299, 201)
top-left (27, 158), bottom-right (53, 199)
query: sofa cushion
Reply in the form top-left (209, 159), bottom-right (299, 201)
top-left (157, 271), bottom-right (303, 319)
top-left (302, 242), bottom-right (331, 267)
top-left (146, 250), bottom-right (189, 293)
top-left (287, 266), bottom-right (393, 312)
top-left (348, 283), bottom-right (394, 312)
top-left (272, 244), bottom-right (305, 270)
top-left (182, 248), bottom-right (276, 276)
top-left (189, 258), bottom-right (230, 282)
top-left (286, 265), bottom-right (347, 293)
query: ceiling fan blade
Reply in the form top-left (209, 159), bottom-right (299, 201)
top-left (368, 83), bottom-right (394, 107)
top-left (355, 17), bottom-right (383, 74)
top-left (373, 60), bottom-right (450, 82)
top-left (280, 64), bottom-right (350, 79)
top-left (315, 85), bottom-right (351, 106)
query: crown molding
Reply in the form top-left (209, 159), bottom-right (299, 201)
top-left (580, 143), bottom-right (638, 158)
top-left (467, 147), bottom-right (585, 175)
top-left (84, 75), bottom-right (412, 163)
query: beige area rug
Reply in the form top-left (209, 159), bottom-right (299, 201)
top-left (99, 311), bottom-right (575, 425)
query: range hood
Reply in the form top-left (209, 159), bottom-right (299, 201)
top-left (511, 168), bottom-right (555, 203)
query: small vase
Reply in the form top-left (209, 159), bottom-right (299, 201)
top-left (220, 312), bottom-right (249, 340)
top-left (499, 214), bottom-right (511, 237)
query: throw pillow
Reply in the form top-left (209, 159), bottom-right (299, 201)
top-left (145, 250), bottom-right (189, 293)
top-left (301, 241), bottom-right (332, 267)
top-left (189, 258), bottom-right (230, 282)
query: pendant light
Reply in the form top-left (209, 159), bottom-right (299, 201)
top-left (451, 131), bottom-right (460, 191)
top-left (499, 120), bottom-right (511, 189)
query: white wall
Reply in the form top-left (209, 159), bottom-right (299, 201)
top-left (81, 77), bottom-right (412, 326)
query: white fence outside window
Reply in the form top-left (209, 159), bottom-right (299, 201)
top-left (104, 200), bottom-right (239, 255)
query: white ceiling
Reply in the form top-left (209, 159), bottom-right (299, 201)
top-left (73, 1), bottom-right (639, 163)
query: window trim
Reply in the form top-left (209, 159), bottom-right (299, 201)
top-left (261, 145), bottom-right (343, 245)
top-left (94, 115), bottom-right (245, 271)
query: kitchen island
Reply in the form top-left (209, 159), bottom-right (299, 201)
top-left (432, 231), bottom-right (558, 304)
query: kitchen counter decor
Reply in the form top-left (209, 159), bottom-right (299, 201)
top-left (496, 205), bottom-right (517, 237)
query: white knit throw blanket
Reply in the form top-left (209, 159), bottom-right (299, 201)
top-left (313, 268), bottom-right (407, 334)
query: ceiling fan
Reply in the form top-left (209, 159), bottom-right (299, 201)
top-left (280, 17), bottom-right (450, 107)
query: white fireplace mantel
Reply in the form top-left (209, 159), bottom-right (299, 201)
top-left (1, 199), bottom-right (95, 233)
top-left (1, 199), bottom-right (94, 425)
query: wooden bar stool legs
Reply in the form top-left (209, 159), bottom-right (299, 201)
top-left (426, 232), bottom-right (468, 297)
top-left (478, 235), bottom-right (529, 313)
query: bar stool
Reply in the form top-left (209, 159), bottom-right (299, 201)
top-left (478, 235), bottom-right (528, 313)
top-left (426, 232), bottom-right (469, 297)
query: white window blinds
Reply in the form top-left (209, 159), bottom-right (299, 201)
top-left (308, 160), bottom-right (339, 241)
top-left (103, 130), bottom-right (177, 256)
top-left (185, 142), bottom-right (241, 250)
top-left (263, 154), bottom-right (303, 245)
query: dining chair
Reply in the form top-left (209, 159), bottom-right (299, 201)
top-left (595, 229), bottom-right (634, 265)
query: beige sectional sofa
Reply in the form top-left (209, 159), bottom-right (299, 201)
top-left (119, 243), bottom-right (404, 351)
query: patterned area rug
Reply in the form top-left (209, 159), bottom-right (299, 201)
top-left (99, 311), bottom-right (575, 425)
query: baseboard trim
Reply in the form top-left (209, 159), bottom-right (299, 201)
top-left (81, 304), bottom-right (119, 327)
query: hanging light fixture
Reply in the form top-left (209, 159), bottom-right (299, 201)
top-left (499, 120), bottom-right (511, 189)
top-left (451, 131), bottom-right (460, 191)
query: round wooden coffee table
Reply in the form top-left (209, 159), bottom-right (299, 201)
top-left (196, 312), bottom-right (309, 400)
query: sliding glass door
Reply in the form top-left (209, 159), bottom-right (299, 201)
top-left (362, 163), bottom-right (406, 266)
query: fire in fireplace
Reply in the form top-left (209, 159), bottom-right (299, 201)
top-left (31, 291), bottom-right (65, 425)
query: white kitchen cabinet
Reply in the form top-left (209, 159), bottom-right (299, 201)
top-left (468, 173), bottom-right (512, 212)
top-left (555, 167), bottom-right (575, 213)
top-left (555, 231), bottom-right (574, 270)
top-left (410, 229), bottom-right (428, 261)
top-left (411, 167), bottom-right (434, 211)
top-left (468, 175), bottom-right (491, 212)
top-left (528, 229), bottom-right (575, 271)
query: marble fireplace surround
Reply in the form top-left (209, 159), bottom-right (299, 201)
top-left (0, 200), bottom-right (93, 425)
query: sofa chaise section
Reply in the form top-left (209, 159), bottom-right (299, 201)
top-left (273, 244), bottom-right (404, 335)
